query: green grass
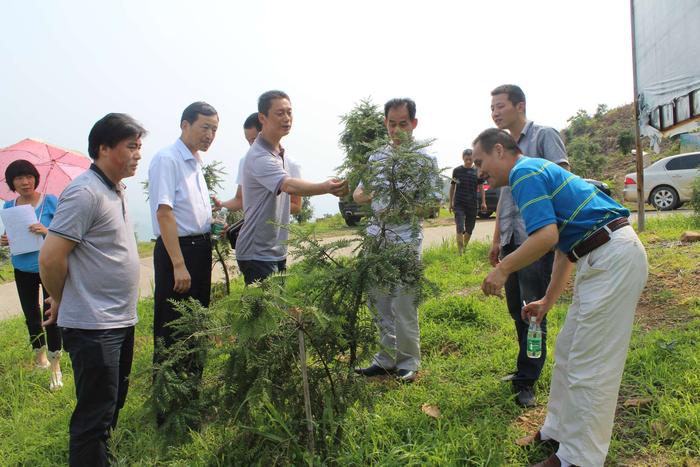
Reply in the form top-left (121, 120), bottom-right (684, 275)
top-left (0, 256), bottom-right (13, 284)
top-left (137, 241), bottom-right (155, 258)
top-left (1, 216), bottom-right (699, 465)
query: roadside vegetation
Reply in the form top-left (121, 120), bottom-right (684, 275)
top-left (0, 214), bottom-right (697, 465)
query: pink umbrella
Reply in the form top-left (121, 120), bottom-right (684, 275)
top-left (0, 138), bottom-right (92, 201)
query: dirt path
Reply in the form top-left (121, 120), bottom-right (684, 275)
top-left (0, 210), bottom-right (688, 321)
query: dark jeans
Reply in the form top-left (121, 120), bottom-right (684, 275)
top-left (237, 259), bottom-right (287, 285)
top-left (153, 235), bottom-right (212, 422)
top-left (14, 269), bottom-right (61, 351)
top-left (63, 326), bottom-right (134, 467)
top-left (502, 239), bottom-right (554, 387)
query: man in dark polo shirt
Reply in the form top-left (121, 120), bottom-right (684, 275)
top-left (39, 113), bottom-right (146, 466)
top-left (148, 101), bottom-right (219, 425)
top-left (235, 90), bottom-right (347, 284)
top-left (449, 148), bottom-right (486, 254)
top-left (475, 128), bottom-right (647, 467)
top-left (489, 84), bottom-right (569, 407)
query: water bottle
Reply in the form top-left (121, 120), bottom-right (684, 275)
top-left (211, 207), bottom-right (227, 236)
top-left (527, 316), bottom-right (542, 359)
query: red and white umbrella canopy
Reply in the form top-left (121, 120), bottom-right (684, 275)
top-left (0, 138), bottom-right (92, 201)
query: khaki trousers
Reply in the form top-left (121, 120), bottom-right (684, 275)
top-left (541, 226), bottom-right (648, 466)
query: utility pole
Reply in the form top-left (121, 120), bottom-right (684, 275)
top-left (630, 0), bottom-right (646, 231)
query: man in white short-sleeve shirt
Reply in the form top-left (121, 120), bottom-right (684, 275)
top-left (235, 90), bottom-right (348, 284)
top-left (147, 101), bottom-right (219, 426)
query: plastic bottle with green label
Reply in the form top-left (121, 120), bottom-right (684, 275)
top-left (527, 316), bottom-right (542, 359)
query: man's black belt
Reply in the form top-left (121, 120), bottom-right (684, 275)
top-left (567, 217), bottom-right (630, 263)
top-left (178, 233), bottom-right (211, 242)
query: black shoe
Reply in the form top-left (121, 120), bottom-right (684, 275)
top-left (396, 369), bottom-right (417, 383)
top-left (515, 385), bottom-right (536, 408)
top-left (354, 364), bottom-right (394, 377)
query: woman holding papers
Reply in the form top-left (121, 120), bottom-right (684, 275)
top-left (1, 159), bottom-right (63, 390)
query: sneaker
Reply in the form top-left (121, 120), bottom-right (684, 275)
top-left (354, 364), bottom-right (394, 377)
top-left (396, 369), bottom-right (418, 383)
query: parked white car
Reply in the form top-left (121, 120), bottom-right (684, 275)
top-left (623, 151), bottom-right (700, 210)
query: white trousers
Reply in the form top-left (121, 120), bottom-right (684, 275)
top-left (369, 240), bottom-right (422, 371)
top-left (369, 285), bottom-right (421, 371)
top-left (540, 226), bottom-right (648, 467)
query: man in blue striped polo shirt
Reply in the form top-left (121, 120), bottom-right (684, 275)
top-left (472, 128), bottom-right (648, 467)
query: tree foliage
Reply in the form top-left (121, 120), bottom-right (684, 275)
top-left (293, 197), bottom-right (314, 224)
top-left (151, 98), bottom-right (442, 463)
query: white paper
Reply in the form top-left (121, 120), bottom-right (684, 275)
top-left (0, 204), bottom-right (44, 255)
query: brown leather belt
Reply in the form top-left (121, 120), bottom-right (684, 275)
top-left (567, 217), bottom-right (630, 263)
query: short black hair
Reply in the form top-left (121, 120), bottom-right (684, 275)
top-left (243, 112), bottom-right (262, 131)
top-left (88, 113), bottom-right (147, 160)
top-left (4, 159), bottom-right (40, 192)
top-left (462, 148), bottom-right (473, 157)
top-left (384, 98), bottom-right (416, 120)
top-left (491, 84), bottom-right (526, 107)
top-left (181, 101), bottom-right (218, 125)
top-left (472, 128), bottom-right (521, 154)
top-left (258, 90), bottom-right (290, 116)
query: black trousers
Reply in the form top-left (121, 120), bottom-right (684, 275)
top-left (502, 238), bottom-right (554, 387)
top-left (152, 235), bottom-right (212, 418)
top-left (237, 259), bottom-right (287, 285)
top-left (14, 269), bottom-right (61, 351)
top-left (63, 326), bottom-right (134, 467)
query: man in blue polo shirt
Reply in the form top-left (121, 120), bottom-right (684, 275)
top-left (473, 128), bottom-right (648, 467)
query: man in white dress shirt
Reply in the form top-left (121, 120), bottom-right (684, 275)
top-left (147, 101), bottom-right (219, 425)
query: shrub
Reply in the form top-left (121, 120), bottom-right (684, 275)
top-left (690, 174), bottom-right (700, 215)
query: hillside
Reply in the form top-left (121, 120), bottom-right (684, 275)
top-left (560, 103), bottom-right (680, 197)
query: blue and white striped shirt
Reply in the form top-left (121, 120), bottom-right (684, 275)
top-left (509, 157), bottom-right (629, 253)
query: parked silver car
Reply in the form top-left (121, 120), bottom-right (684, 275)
top-left (623, 151), bottom-right (700, 210)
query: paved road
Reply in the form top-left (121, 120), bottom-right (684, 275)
top-left (0, 209), bottom-right (690, 321)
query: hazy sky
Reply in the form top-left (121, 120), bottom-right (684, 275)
top-left (1, 0), bottom-right (634, 240)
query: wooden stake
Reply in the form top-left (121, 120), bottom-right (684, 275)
top-left (297, 317), bottom-right (315, 456)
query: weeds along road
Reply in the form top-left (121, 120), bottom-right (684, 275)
top-left (0, 210), bottom-right (691, 321)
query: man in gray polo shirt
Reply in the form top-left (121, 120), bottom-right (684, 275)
top-left (39, 113), bottom-right (145, 466)
top-left (353, 97), bottom-right (440, 384)
top-left (489, 84), bottom-right (568, 407)
top-left (236, 90), bottom-right (348, 284)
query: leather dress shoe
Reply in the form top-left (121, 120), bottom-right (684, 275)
top-left (516, 430), bottom-right (559, 449)
top-left (531, 454), bottom-right (561, 467)
top-left (515, 385), bottom-right (536, 408)
top-left (531, 453), bottom-right (579, 467)
top-left (354, 364), bottom-right (394, 377)
top-left (396, 369), bottom-right (417, 383)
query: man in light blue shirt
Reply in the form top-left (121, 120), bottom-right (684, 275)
top-left (148, 101), bottom-right (219, 426)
